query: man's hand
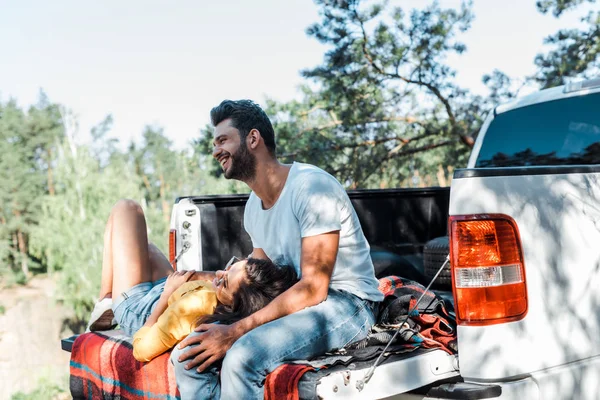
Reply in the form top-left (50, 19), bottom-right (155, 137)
top-left (176, 323), bottom-right (243, 372)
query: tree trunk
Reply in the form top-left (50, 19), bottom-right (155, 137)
top-left (13, 209), bottom-right (30, 278)
top-left (159, 173), bottom-right (170, 225)
top-left (436, 164), bottom-right (448, 187)
top-left (61, 107), bottom-right (86, 220)
top-left (47, 148), bottom-right (55, 196)
top-left (17, 229), bottom-right (30, 278)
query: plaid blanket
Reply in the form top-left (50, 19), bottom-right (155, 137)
top-left (70, 330), bottom-right (179, 399)
top-left (348, 275), bottom-right (457, 354)
top-left (70, 276), bottom-right (455, 400)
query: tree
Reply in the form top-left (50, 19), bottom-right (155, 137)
top-left (30, 132), bottom-right (147, 318)
top-left (258, 0), bottom-right (486, 188)
top-left (534, 0), bottom-right (600, 88)
top-left (0, 94), bottom-right (64, 284)
top-left (129, 126), bottom-right (180, 226)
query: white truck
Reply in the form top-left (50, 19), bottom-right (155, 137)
top-left (168, 78), bottom-right (600, 399)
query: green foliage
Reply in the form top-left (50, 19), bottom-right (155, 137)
top-left (0, 93), bottom-right (64, 284)
top-left (534, 0), bottom-right (600, 88)
top-left (29, 137), bottom-right (147, 318)
top-left (194, 1), bottom-right (483, 189)
top-left (10, 375), bottom-right (67, 400)
top-left (537, 0), bottom-right (595, 16)
top-left (256, 0), bottom-right (481, 188)
top-left (0, 96), bottom-right (234, 321)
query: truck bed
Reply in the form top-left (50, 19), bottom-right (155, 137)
top-left (172, 187), bottom-right (450, 287)
top-left (62, 276), bottom-right (459, 399)
top-left (62, 330), bottom-right (459, 400)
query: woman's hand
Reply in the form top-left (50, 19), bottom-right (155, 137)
top-left (162, 270), bottom-right (195, 298)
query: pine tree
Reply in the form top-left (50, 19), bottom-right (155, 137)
top-left (534, 0), bottom-right (600, 88)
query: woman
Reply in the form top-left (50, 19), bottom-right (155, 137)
top-left (85, 199), bottom-right (297, 362)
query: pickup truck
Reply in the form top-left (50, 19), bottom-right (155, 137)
top-left (64, 78), bottom-right (600, 399)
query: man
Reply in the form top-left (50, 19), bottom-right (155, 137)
top-left (170, 100), bottom-right (383, 399)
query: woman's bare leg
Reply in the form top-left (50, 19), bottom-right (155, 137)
top-left (107, 199), bottom-right (173, 298)
top-left (97, 199), bottom-right (173, 299)
top-left (90, 199), bottom-right (173, 331)
top-left (148, 242), bottom-right (175, 281)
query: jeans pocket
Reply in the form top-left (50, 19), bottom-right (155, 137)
top-left (337, 293), bottom-right (375, 348)
top-left (341, 291), bottom-right (376, 324)
top-left (340, 312), bottom-right (372, 348)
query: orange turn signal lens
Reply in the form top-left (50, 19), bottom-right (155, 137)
top-left (449, 215), bottom-right (527, 326)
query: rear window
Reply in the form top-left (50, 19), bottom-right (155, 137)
top-left (475, 92), bottom-right (600, 168)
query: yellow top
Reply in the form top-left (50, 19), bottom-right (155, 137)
top-left (132, 280), bottom-right (218, 362)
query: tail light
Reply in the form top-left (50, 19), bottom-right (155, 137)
top-left (449, 214), bottom-right (527, 326)
top-left (169, 229), bottom-right (177, 271)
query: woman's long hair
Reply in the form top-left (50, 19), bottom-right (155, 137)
top-left (197, 258), bottom-right (298, 326)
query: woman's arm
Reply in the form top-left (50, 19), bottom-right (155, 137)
top-left (142, 295), bottom-right (169, 328)
top-left (142, 270), bottom-right (195, 328)
top-left (133, 285), bottom-right (217, 362)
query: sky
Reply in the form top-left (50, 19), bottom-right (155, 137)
top-left (0, 0), bottom-right (595, 149)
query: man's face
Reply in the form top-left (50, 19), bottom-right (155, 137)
top-left (212, 119), bottom-right (256, 181)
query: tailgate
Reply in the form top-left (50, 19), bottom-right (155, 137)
top-left (311, 349), bottom-right (459, 399)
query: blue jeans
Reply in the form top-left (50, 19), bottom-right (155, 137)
top-left (112, 276), bottom-right (167, 337)
top-left (170, 288), bottom-right (377, 400)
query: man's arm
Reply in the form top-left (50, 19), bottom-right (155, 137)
top-left (177, 230), bottom-right (340, 372)
top-left (238, 231), bottom-right (338, 327)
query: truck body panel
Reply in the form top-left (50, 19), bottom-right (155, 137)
top-left (450, 168), bottom-right (600, 380)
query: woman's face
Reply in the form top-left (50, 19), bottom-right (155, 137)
top-left (213, 259), bottom-right (248, 306)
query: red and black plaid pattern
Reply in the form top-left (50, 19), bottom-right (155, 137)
top-left (70, 330), bottom-right (179, 400)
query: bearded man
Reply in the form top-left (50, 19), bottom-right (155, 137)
top-left (170, 100), bottom-right (382, 400)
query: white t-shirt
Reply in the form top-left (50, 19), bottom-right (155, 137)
top-left (244, 162), bottom-right (383, 302)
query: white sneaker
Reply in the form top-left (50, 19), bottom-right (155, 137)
top-left (86, 297), bottom-right (117, 332)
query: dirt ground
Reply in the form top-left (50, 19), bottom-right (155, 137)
top-left (0, 276), bottom-right (75, 399)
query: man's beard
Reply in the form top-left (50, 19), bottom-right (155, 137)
top-left (224, 141), bottom-right (257, 182)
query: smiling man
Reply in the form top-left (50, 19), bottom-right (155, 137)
top-left (170, 99), bottom-right (383, 400)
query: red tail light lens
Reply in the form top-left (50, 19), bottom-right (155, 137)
top-left (449, 215), bottom-right (527, 326)
top-left (169, 229), bottom-right (177, 271)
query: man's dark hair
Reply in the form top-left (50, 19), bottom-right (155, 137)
top-left (210, 99), bottom-right (276, 155)
top-left (197, 258), bottom-right (298, 326)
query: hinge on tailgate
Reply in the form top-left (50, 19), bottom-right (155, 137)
top-left (170, 241), bottom-right (191, 268)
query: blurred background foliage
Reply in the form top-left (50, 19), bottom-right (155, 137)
top-left (1, 0), bottom-right (599, 328)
